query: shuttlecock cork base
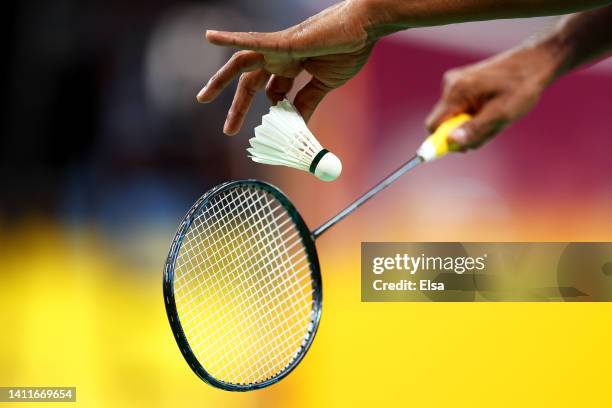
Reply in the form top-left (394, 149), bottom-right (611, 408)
top-left (248, 99), bottom-right (342, 181)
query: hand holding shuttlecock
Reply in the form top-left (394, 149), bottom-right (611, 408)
top-left (247, 100), bottom-right (342, 182)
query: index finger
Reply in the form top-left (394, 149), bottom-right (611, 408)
top-left (425, 97), bottom-right (466, 134)
top-left (206, 30), bottom-right (289, 54)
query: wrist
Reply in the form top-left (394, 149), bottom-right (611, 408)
top-left (347, 0), bottom-right (406, 42)
top-left (530, 33), bottom-right (573, 85)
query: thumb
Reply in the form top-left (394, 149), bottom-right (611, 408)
top-left (293, 78), bottom-right (333, 122)
top-left (447, 101), bottom-right (508, 150)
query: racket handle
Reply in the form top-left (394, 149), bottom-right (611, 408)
top-left (416, 113), bottom-right (472, 162)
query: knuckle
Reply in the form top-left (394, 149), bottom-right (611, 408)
top-left (442, 69), bottom-right (467, 92)
top-left (238, 72), bottom-right (249, 83)
top-left (228, 106), bottom-right (245, 117)
top-left (443, 69), bottom-right (459, 85)
top-left (229, 51), bottom-right (241, 62)
top-left (234, 50), bottom-right (250, 59)
top-left (238, 72), bottom-right (254, 86)
top-left (231, 50), bottom-right (250, 65)
top-left (238, 74), bottom-right (258, 97)
top-left (244, 87), bottom-right (257, 98)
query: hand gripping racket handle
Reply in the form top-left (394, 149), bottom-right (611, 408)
top-left (416, 113), bottom-right (472, 161)
top-left (312, 113), bottom-right (471, 238)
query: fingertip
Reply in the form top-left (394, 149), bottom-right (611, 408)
top-left (206, 30), bottom-right (228, 45)
top-left (424, 116), bottom-right (438, 134)
top-left (223, 116), bottom-right (240, 136)
top-left (424, 106), bottom-right (445, 133)
top-left (223, 125), bottom-right (238, 136)
top-left (196, 87), bottom-right (210, 103)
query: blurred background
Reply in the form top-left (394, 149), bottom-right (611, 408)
top-left (2, 0), bottom-right (611, 406)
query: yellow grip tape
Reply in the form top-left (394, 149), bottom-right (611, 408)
top-left (425, 113), bottom-right (472, 158)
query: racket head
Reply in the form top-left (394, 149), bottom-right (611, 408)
top-left (163, 180), bottom-right (322, 391)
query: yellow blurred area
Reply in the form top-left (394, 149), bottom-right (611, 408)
top-left (2, 221), bottom-right (612, 407)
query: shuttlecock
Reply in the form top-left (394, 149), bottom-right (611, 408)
top-left (247, 99), bottom-right (342, 181)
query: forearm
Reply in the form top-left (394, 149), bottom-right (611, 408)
top-left (549, 6), bottom-right (612, 77)
top-left (423, 5), bottom-right (612, 149)
top-left (489, 6), bottom-right (612, 85)
top-left (355, 0), bottom-right (612, 35)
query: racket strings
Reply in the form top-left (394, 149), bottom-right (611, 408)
top-left (176, 194), bottom-right (300, 323)
top-left (213, 192), bottom-right (310, 382)
top-left (173, 185), bottom-right (315, 385)
top-left (174, 188), bottom-right (259, 274)
top-left (183, 244), bottom-right (307, 341)
top-left (176, 209), bottom-right (295, 308)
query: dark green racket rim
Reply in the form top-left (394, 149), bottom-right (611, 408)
top-left (162, 179), bottom-right (322, 391)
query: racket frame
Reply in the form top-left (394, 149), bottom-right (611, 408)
top-left (163, 180), bottom-right (322, 391)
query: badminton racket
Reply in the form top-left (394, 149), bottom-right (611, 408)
top-left (162, 114), bottom-right (470, 391)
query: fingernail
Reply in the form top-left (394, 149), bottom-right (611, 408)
top-left (223, 118), bottom-right (232, 135)
top-left (450, 128), bottom-right (468, 144)
top-left (196, 86), bottom-right (208, 102)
